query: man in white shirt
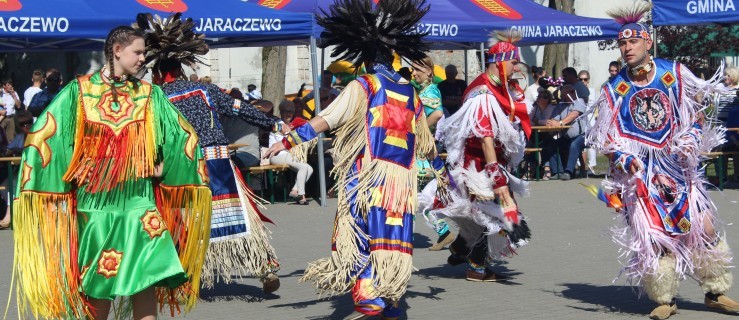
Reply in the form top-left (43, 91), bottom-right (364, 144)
top-left (1, 79), bottom-right (22, 141)
top-left (23, 70), bottom-right (43, 108)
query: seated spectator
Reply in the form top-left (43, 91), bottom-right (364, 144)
top-left (0, 110), bottom-right (30, 229)
top-left (530, 90), bottom-right (556, 126)
top-left (268, 100), bottom-right (314, 205)
top-left (27, 70), bottom-right (62, 117)
top-left (189, 73), bottom-right (199, 82)
top-left (527, 90), bottom-right (556, 179)
top-left (199, 76), bottom-right (212, 84)
top-left (6, 110), bottom-right (32, 156)
top-left (538, 84), bottom-right (587, 180)
top-left (722, 86), bottom-right (739, 182)
top-left (717, 66), bottom-right (739, 124)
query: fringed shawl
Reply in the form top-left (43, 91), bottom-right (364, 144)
top-left (585, 59), bottom-right (729, 286)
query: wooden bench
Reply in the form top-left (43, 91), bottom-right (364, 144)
top-left (703, 151), bottom-right (739, 158)
top-left (227, 143), bottom-right (250, 151)
top-left (245, 164), bottom-right (291, 204)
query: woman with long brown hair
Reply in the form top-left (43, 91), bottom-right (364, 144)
top-left (11, 26), bottom-right (211, 320)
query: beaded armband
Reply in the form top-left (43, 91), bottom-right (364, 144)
top-left (281, 123), bottom-right (317, 150)
top-left (485, 162), bottom-right (508, 190)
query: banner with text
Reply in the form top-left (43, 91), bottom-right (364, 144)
top-left (653, 0), bottom-right (737, 26)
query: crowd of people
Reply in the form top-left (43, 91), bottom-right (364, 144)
top-left (2, 1), bottom-right (739, 320)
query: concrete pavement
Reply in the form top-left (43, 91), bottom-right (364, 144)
top-left (1, 178), bottom-right (738, 319)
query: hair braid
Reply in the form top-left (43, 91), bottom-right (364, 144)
top-left (106, 42), bottom-right (119, 103)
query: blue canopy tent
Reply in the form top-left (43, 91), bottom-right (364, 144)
top-left (652, 0), bottom-right (738, 26)
top-left (0, 0), bottom-right (125, 51)
top-left (262, 0), bottom-right (619, 85)
top-left (0, 0), bottom-right (315, 51)
top-left (259, 0), bottom-right (620, 47)
top-left (105, 0), bottom-right (315, 48)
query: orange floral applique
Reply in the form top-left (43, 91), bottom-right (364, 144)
top-left (141, 210), bottom-right (167, 239)
top-left (97, 249), bottom-right (123, 279)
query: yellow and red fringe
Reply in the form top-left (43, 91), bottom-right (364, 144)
top-left (63, 105), bottom-right (156, 193)
top-left (11, 191), bottom-right (91, 319)
top-left (154, 183), bottom-right (212, 315)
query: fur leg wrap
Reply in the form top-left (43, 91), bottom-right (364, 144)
top-left (696, 240), bottom-right (734, 294)
top-left (643, 255), bottom-right (679, 305)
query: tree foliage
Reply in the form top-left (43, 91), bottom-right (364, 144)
top-left (655, 25), bottom-right (739, 70)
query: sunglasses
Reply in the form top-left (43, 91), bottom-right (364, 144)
top-left (19, 121), bottom-right (33, 127)
top-left (579, 78), bottom-right (589, 81)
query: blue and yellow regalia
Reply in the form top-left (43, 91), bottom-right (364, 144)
top-left (276, 0), bottom-right (443, 317)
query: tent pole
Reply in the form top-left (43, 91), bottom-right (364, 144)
top-left (310, 36), bottom-right (328, 207)
top-left (464, 48), bottom-right (469, 82)
top-left (321, 47), bottom-right (326, 73)
top-left (480, 42), bottom-right (485, 72)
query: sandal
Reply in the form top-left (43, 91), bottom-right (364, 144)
top-left (297, 199), bottom-right (310, 205)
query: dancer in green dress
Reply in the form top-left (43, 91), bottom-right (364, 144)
top-left (11, 26), bottom-right (211, 320)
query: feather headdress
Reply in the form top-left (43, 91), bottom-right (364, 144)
top-left (487, 29), bottom-right (522, 49)
top-left (607, 1), bottom-right (653, 40)
top-left (486, 29), bottom-right (522, 63)
top-left (132, 13), bottom-right (209, 76)
top-left (607, 1), bottom-right (652, 26)
top-left (316, 0), bottom-right (430, 69)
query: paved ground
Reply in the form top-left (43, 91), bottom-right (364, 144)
top-left (1, 178), bottom-right (739, 319)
